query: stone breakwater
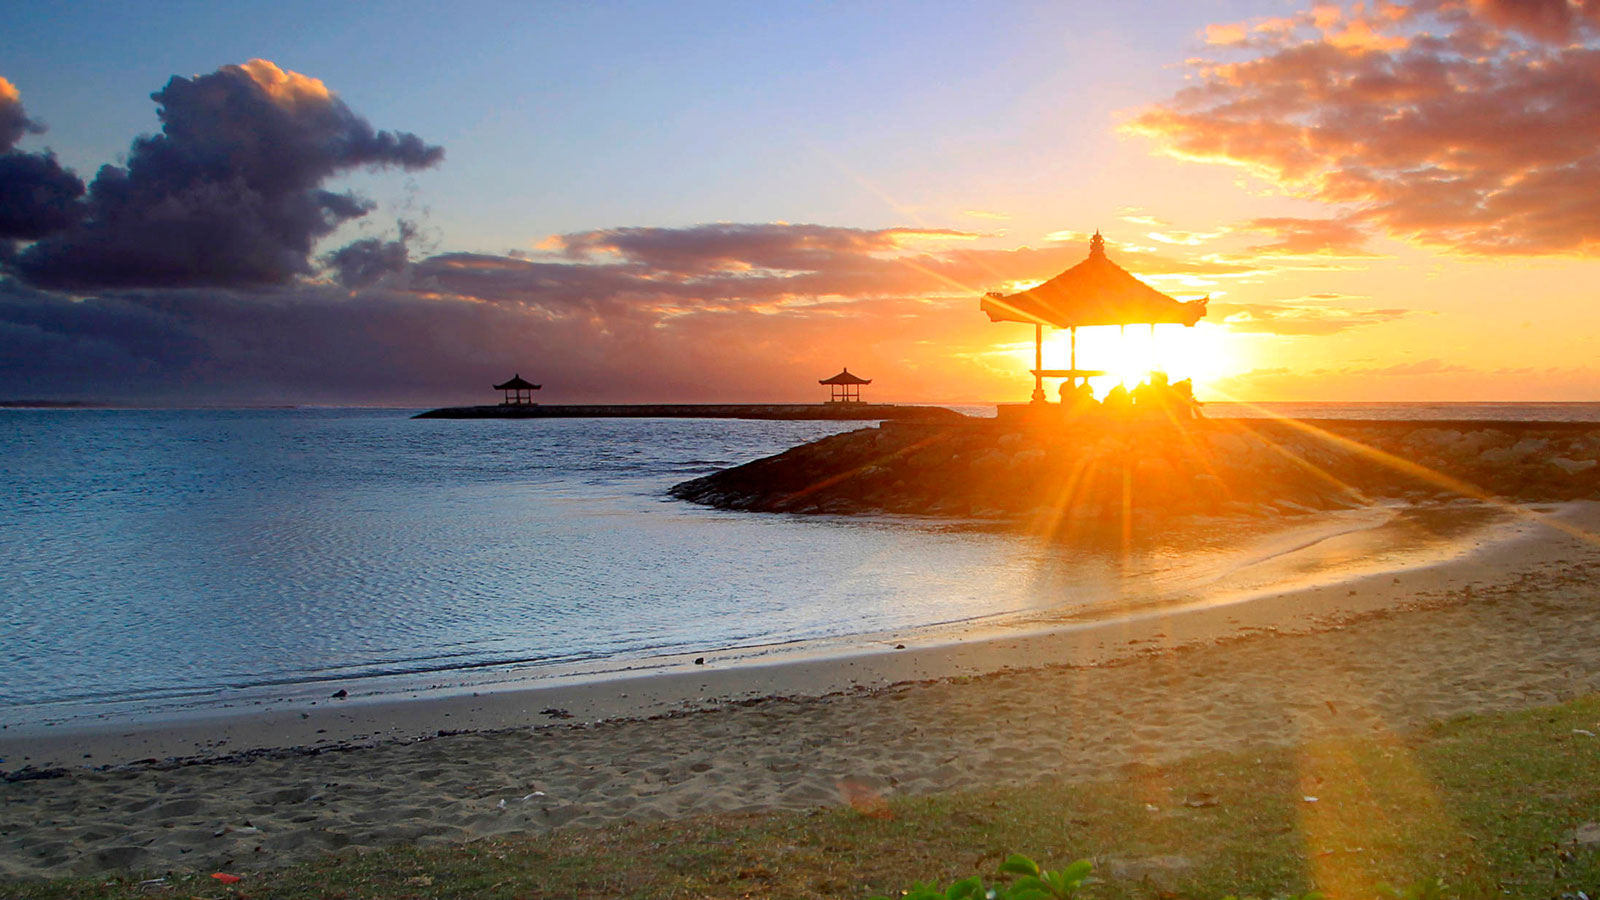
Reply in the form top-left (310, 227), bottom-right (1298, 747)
top-left (414, 404), bottom-right (968, 422)
top-left (668, 418), bottom-right (1600, 522)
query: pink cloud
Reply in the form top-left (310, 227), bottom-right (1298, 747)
top-left (1128, 1), bottom-right (1600, 255)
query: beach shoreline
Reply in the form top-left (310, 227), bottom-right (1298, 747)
top-left (0, 497), bottom-right (1546, 771)
top-left (2, 501), bottom-right (1597, 878)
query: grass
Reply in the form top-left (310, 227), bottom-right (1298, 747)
top-left (9, 695), bottom-right (1600, 900)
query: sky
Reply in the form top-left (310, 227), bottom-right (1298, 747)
top-left (3, 0), bottom-right (1599, 406)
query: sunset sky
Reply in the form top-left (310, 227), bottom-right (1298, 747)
top-left (3, 0), bottom-right (1598, 406)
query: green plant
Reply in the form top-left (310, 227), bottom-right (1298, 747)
top-left (869, 854), bottom-right (1093, 900)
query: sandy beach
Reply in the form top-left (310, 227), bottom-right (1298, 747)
top-left (2, 500), bottom-right (1598, 880)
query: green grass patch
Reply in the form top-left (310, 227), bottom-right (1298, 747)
top-left (10, 695), bottom-right (1600, 900)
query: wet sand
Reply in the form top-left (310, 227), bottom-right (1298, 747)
top-left (2, 501), bottom-right (1598, 880)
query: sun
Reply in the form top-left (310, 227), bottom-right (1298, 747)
top-left (1026, 322), bottom-right (1241, 397)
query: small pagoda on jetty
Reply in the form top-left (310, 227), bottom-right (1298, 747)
top-left (819, 368), bottom-right (871, 404)
top-left (493, 373), bottom-right (541, 406)
top-left (981, 232), bottom-right (1207, 402)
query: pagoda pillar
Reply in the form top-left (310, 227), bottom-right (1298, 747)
top-left (1031, 324), bottom-right (1046, 403)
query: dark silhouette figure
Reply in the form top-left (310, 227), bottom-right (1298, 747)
top-left (1126, 371), bottom-right (1204, 420)
top-left (1059, 380), bottom-right (1098, 418)
top-left (1103, 383), bottom-right (1132, 415)
top-left (1172, 377), bottom-right (1202, 419)
top-left (1130, 375), bottom-right (1158, 413)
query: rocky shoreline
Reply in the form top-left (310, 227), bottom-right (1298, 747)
top-left (414, 403), bottom-right (968, 421)
top-left (668, 417), bottom-right (1600, 523)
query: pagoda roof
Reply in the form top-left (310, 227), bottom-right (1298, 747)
top-left (819, 368), bottom-right (871, 385)
top-left (494, 374), bottom-right (541, 390)
top-left (981, 232), bottom-right (1207, 328)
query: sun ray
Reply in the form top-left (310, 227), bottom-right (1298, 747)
top-left (1201, 390), bottom-right (1600, 547)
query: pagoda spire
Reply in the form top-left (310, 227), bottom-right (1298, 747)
top-left (1089, 230), bottom-right (1106, 258)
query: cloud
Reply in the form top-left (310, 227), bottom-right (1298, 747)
top-left (0, 147), bottom-right (85, 242)
top-left (1208, 355), bottom-right (1600, 401)
top-left (1364, 357), bottom-right (1469, 376)
top-left (1236, 216), bottom-right (1374, 255)
top-left (1128, 1), bottom-right (1600, 255)
top-left (1145, 228), bottom-right (1228, 247)
top-left (9, 60), bottom-right (442, 289)
top-left (0, 221), bottom-right (1238, 404)
top-left (324, 221), bottom-right (418, 289)
top-left (1203, 22), bottom-right (1251, 46)
top-left (0, 77), bottom-right (86, 241)
top-left (1118, 211), bottom-right (1170, 227)
top-left (0, 77), bottom-right (42, 153)
top-left (552, 223), bottom-right (975, 274)
top-left (1210, 301), bottom-right (1417, 335)
top-left (1470, 0), bottom-right (1600, 43)
top-left (0, 260), bottom-right (982, 405)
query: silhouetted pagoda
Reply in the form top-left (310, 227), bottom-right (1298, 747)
top-left (982, 231), bottom-right (1207, 402)
top-left (819, 368), bottom-right (870, 404)
top-left (494, 374), bottom-right (541, 406)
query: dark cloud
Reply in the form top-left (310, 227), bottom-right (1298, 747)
top-left (0, 222), bottom-right (1062, 404)
top-left (1130, 1), bottom-right (1600, 255)
top-left (0, 77), bottom-right (43, 153)
top-left (1467, 0), bottom-right (1600, 43)
top-left (0, 277), bottom-right (977, 406)
top-left (10, 60), bottom-right (442, 289)
top-left (430, 224), bottom-right (1003, 313)
top-left (0, 78), bottom-right (87, 241)
top-left (0, 221), bottom-right (1264, 405)
top-left (0, 151), bottom-right (86, 241)
top-left (324, 221), bottom-right (417, 289)
top-left (414, 226), bottom-right (1220, 326)
top-left (556, 223), bottom-right (970, 273)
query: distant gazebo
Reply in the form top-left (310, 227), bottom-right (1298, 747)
top-left (982, 231), bottom-right (1208, 402)
top-left (819, 368), bottom-right (871, 404)
top-left (493, 373), bottom-right (541, 406)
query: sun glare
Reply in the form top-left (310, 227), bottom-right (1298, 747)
top-left (1020, 322), bottom-right (1239, 398)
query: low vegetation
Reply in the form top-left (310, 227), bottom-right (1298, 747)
top-left (8, 695), bottom-right (1600, 899)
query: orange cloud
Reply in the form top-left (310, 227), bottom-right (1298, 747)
top-left (233, 59), bottom-right (333, 107)
top-left (1470, 0), bottom-right (1600, 42)
top-left (1236, 216), bottom-right (1375, 256)
top-left (1211, 301), bottom-right (1416, 335)
top-left (1204, 22), bottom-right (1250, 45)
top-left (1127, 1), bottom-right (1600, 255)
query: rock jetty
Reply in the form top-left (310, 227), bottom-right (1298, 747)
top-left (414, 403), bottom-right (968, 422)
top-left (668, 418), bottom-right (1600, 521)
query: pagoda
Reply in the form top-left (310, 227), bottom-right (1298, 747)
top-left (819, 368), bottom-right (871, 404)
top-left (493, 373), bottom-right (541, 406)
top-left (981, 232), bottom-right (1207, 402)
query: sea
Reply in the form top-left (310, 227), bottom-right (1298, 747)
top-left (2, 402), bottom-right (1597, 728)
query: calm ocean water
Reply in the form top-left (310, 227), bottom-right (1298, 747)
top-left (2, 402), bottom-right (1596, 725)
top-left (0, 409), bottom-right (1068, 724)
